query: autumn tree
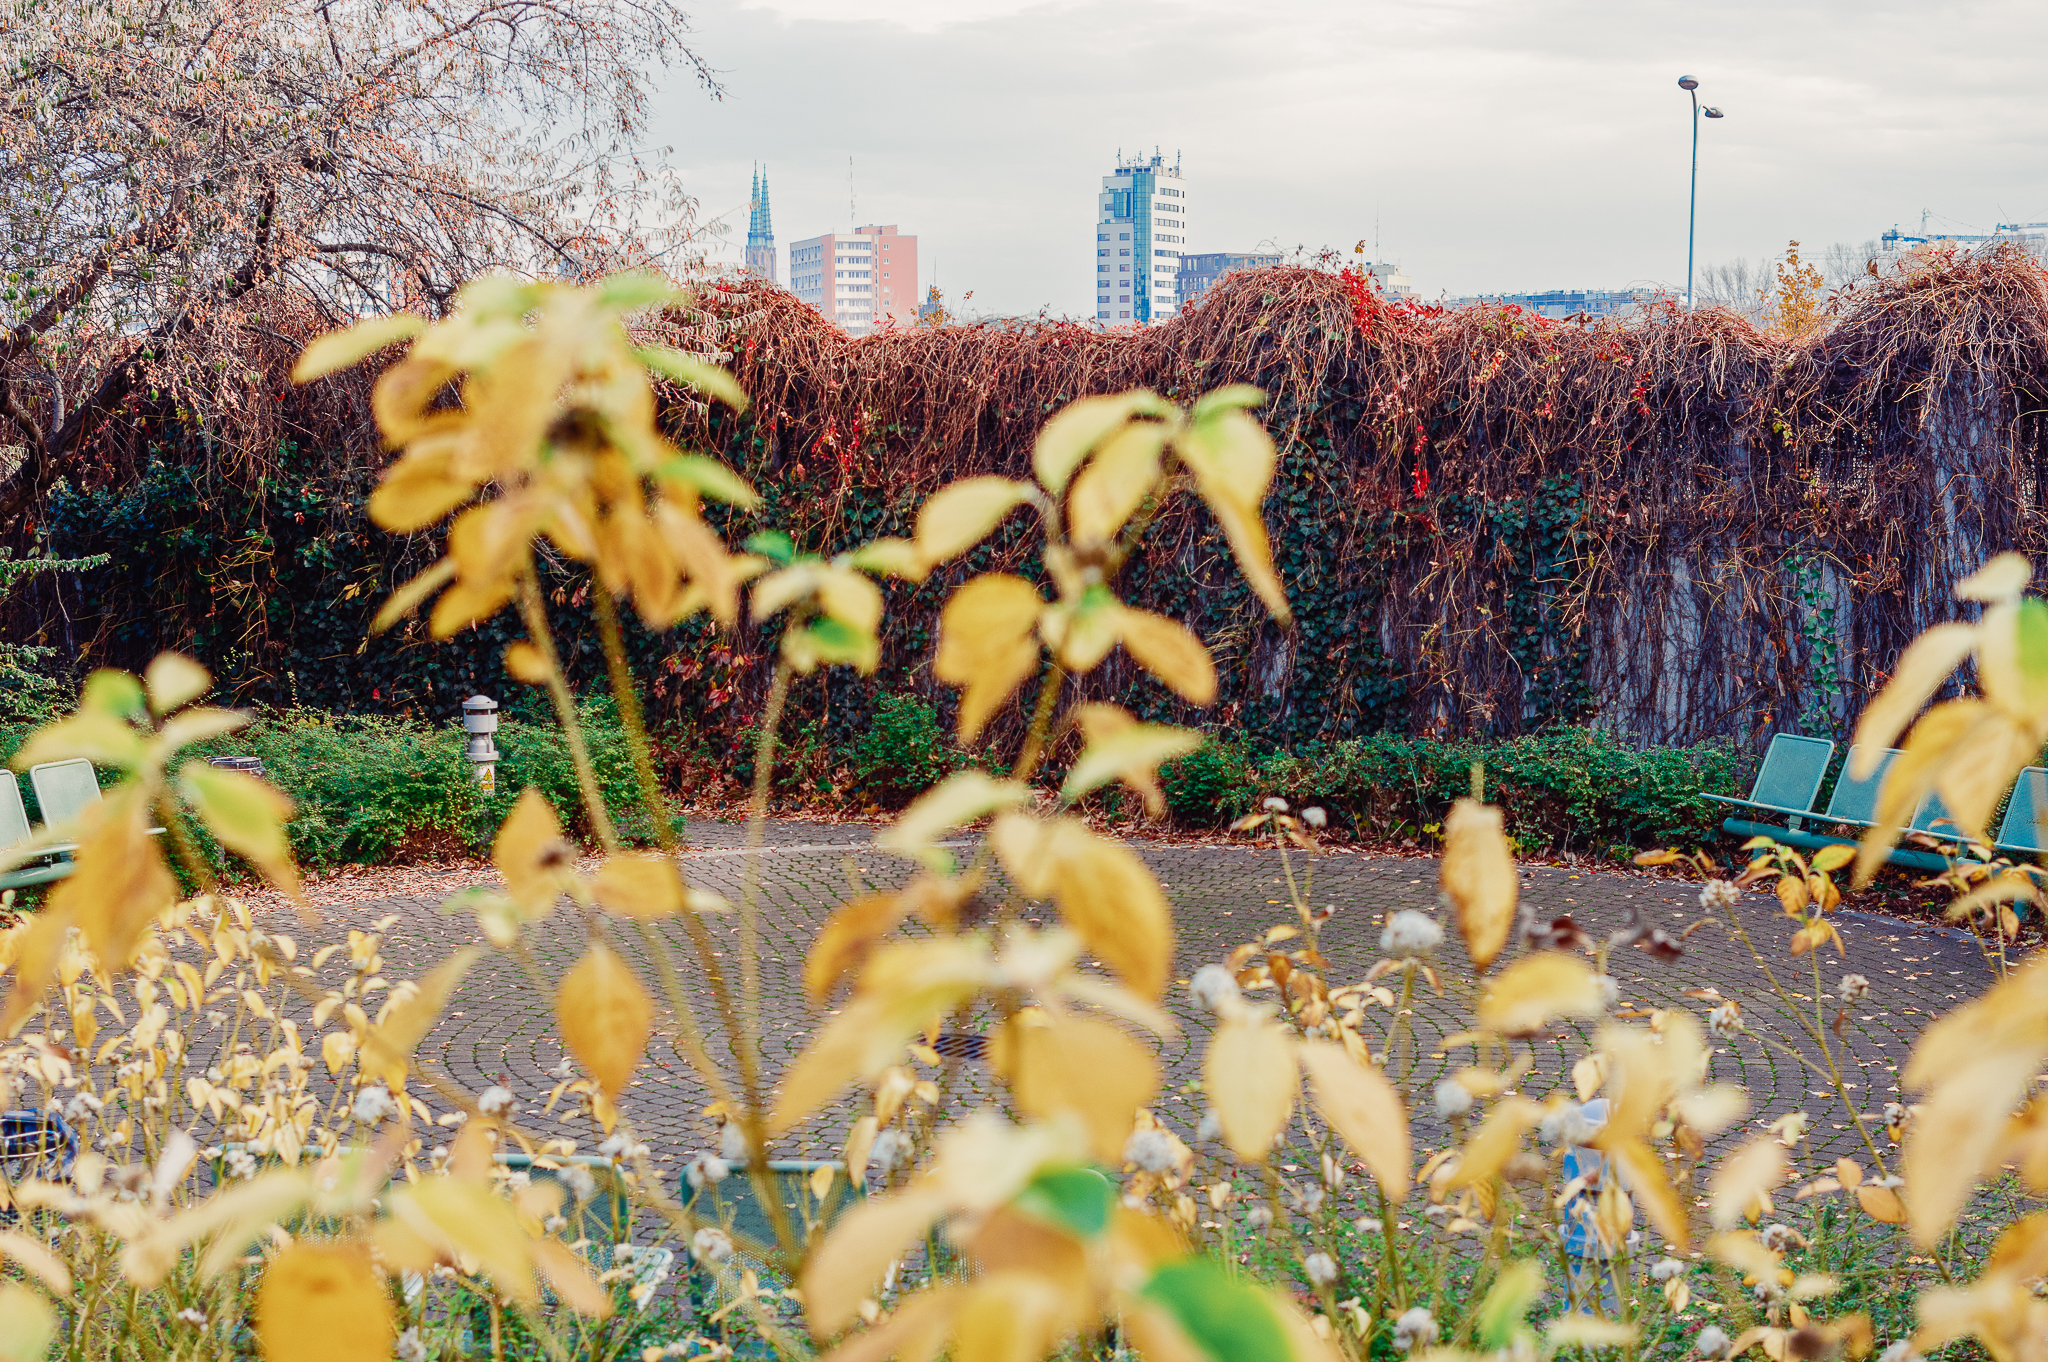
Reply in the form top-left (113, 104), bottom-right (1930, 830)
top-left (0, 0), bottom-right (717, 519)
top-left (1759, 239), bottom-right (1827, 339)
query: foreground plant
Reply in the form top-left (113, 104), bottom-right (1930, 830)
top-left (0, 271), bottom-right (2041, 1362)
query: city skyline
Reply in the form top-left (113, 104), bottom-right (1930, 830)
top-left (656, 0), bottom-right (2048, 320)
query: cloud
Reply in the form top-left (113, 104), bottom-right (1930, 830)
top-left (653, 0), bottom-right (2048, 316)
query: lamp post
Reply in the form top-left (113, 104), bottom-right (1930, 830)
top-left (1679, 75), bottom-right (1725, 309)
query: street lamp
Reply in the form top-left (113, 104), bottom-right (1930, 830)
top-left (1679, 75), bottom-right (1725, 309)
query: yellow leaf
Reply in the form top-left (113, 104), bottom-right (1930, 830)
top-left (0, 1284), bottom-right (54, 1362)
top-left (1711, 1136), bottom-right (1789, 1229)
top-left (1067, 421), bottom-right (1167, 545)
top-left (503, 640), bottom-right (553, 684)
top-left (801, 1189), bottom-right (952, 1335)
top-left (180, 761), bottom-right (300, 898)
top-left (321, 1031), bottom-right (355, 1077)
top-left (1173, 405), bottom-right (1290, 624)
top-left (144, 653), bottom-right (212, 716)
top-left (256, 1242), bottom-right (392, 1362)
top-left (1060, 706), bottom-right (1202, 816)
top-left (1441, 799), bottom-right (1517, 972)
top-left (1856, 1184), bottom-right (1906, 1224)
top-left (1707, 1230), bottom-right (1782, 1280)
top-left (1446, 1096), bottom-right (1542, 1190)
top-left (996, 1011), bottom-right (1160, 1163)
top-left (845, 537), bottom-right (928, 581)
top-left (1029, 818), bottom-right (1174, 999)
top-left (1605, 1133), bottom-right (1691, 1251)
top-left (1849, 623), bottom-right (1979, 776)
top-left (557, 941), bottom-right (652, 1102)
top-left (1205, 1016), bottom-right (1297, 1160)
top-left (1476, 952), bottom-right (1606, 1037)
top-left (390, 1175), bottom-right (537, 1306)
top-left (371, 558), bottom-right (458, 634)
top-left (1959, 552), bottom-right (2033, 603)
top-left (0, 1231), bottom-right (69, 1298)
top-left (1116, 608), bottom-right (1218, 706)
top-left (914, 476), bottom-right (1031, 566)
top-left (591, 852), bottom-right (685, 918)
top-left (1809, 844), bottom-right (1854, 874)
top-left (493, 788), bottom-right (574, 912)
top-left (878, 772), bottom-right (1031, 871)
top-left (44, 789), bottom-right (179, 969)
top-left (531, 1237), bottom-right (613, 1317)
top-left (359, 949), bottom-right (479, 1089)
top-left (933, 574), bottom-right (1045, 743)
top-left (292, 314), bottom-right (425, 383)
top-left (1547, 1318), bottom-right (1640, 1349)
top-left (804, 891), bottom-right (914, 1002)
top-left (1298, 1040), bottom-right (1410, 1197)
top-left (1031, 390), bottom-right (1173, 496)
top-left (770, 941), bottom-right (994, 1134)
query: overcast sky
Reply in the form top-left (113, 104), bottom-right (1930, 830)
top-left (649, 0), bottom-right (2048, 318)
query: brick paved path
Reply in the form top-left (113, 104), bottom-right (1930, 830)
top-left (252, 819), bottom-right (2003, 1181)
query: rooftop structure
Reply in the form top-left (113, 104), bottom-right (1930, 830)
top-left (1095, 151), bottom-right (1186, 325)
top-left (1454, 288), bottom-right (1662, 319)
top-left (789, 224), bottom-right (920, 335)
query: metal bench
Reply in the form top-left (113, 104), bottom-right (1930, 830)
top-left (1704, 735), bottom-right (1954, 872)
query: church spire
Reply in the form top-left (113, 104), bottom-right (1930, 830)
top-left (746, 163), bottom-right (778, 283)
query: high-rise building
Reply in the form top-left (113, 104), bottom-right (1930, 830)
top-left (745, 164), bottom-right (777, 284)
top-left (1176, 252), bottom-right (1281, 308)
top-left (789, 224), bottom-right (920, 335)
top-left (1094, 151), bottom-right (1187, 324)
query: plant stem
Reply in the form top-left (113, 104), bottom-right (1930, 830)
top-left (516, 573), bottom-right (618, 852)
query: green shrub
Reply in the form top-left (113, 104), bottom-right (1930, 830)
top-left (849, 693), bottom-right (958, 807)
top-left (1166, 726), bottom-right (1747, 852)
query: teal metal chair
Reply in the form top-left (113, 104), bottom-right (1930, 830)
top-left (686, 1159), bottom-right (864, 1262)
top-left (0, 773), bottom-right (76, 894)
top-left (28, 759), bottom-right (100, 831)
top-left (1995, 768), bottom-right (2048, 858)
top-left (1706, 737), bottom-right (1954, 872)
top-left (1702, 734), bottom-right (1835, 828)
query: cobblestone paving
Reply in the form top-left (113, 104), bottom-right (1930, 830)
top-left (254, 819), bottom-right (2006, 1181)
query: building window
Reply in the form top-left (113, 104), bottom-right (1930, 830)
top-left (1118, 249), bottom-right (1130, 256)
top-left (1120, 311), bottom-right (1130, 318)
top-left (1119, 233), bottom-right (1130, 240)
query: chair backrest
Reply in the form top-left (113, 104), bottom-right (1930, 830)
top-left (1998, 768), bottom-right (2048, 854)
top-left (28, 759), bottom-right (101, 829)
top-left (1749, 734), bottom-right (1835, 813)
top-left (1910, 788), bottom-right (1958, 837)
top-left (0, 773), bottom-right (31, 852)
top-left (1823, 746), bottom-right (1902, 824)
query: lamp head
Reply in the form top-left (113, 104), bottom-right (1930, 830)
top-left (1704, 107), bottom-right (1724, 118)
top-left (1678, 75), bottom-right (1699, 90)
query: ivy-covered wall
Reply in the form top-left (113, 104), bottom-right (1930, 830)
top-left (10, 251), bottom-right (2048, 761)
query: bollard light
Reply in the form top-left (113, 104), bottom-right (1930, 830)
top-left (462, 694), bottom-right (500, 793)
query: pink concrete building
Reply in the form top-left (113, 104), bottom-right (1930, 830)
top-left (789, 223), bottom-right (920, 335)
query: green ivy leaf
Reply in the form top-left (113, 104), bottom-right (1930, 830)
top-left (744, 531), bottom-right (797, 566)
top-left (1012, 1166), bottom-right (1113, 1239)
top-left (1139, 1260), bottom-right (1292, 1362)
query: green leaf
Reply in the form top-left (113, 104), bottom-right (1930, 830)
top-left (599, 272), bottom-right (682, 313)
top-left (653, 453), bottom-right (760, 508)
top-left (635, 345), bottom-right (749, 412)
top-left (780, 617), bottom-right (878, 676)
top-left (291, 314), bottom-right (424, 384)
top-left (1012, 1166), bottom-right (1114, 1239)
top-left (2017, 596), bottom-right (2048, 691)
top-left (1188, 384), bottom-right (1266, 423)
top-left (1475, 1258), bottom-right (1546, 1350)
top-left (82, 669), bottom-right (147, 723)
top-left (179, 760), bottom-right (297, 889)
top-left (745, 531), bottom-right (798, 566)
top-left (1140, 1260), bottom-right (1292, 1362)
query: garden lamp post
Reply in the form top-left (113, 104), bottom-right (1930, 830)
top-left (1679, 76), bottom-right (1725, 308)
